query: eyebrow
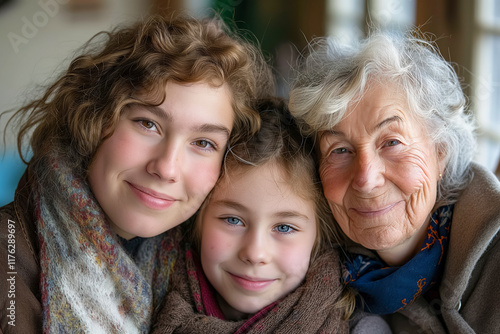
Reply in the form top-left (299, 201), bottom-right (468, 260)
top-left (196, 124), bottom-right (231, 140)
top-left (213, 200), bottom-right (312, 223)
top-left (139, 105), bottom-right (231, 139)
top-left (141, 105), bottom-right (171, 121)
top-left (376, 115), bottom-right (402, 130)
top-left (272, 210), bottom-right (313, 223)
top-left (324, 115), bottom-right (403, 138)
top-left (213, 200), bottom-right (248, 212)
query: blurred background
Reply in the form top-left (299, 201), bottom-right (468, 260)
top-left (1, 0), bottom-right (499, 206)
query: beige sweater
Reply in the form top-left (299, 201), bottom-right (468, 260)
top-left (387, 162), bottom-right (500, 333)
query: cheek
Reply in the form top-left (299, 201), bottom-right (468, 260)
top-left (200, 228), bottom-right (231, 264)
top-left (92, 128), bottom-right (145, 173)
top-left (319, 163), bottom-right (347, 205)
top-left (401, 163), bottom-right (438, 219)
top-left (185, 158), bottom-right (223, 198)
top-left (88, 139), bottom-right (120, 190)
top-left (392, 151), bottom-right (437, 196)
top-left (279, 243), bottom-right (313, 279)
top-left (329, 203), bottom-right (351, 234)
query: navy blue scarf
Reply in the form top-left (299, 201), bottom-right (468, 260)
top-left (343, 205), bottom-right (453, 315)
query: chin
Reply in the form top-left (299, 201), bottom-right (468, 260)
top-left (231, 301), bottom-right (265, 315)
top-left (355, 230), bottom-right (403, 252)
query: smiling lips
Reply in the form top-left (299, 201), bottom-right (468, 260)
top-left (230, 273), bottom-right (276, 291)
top-left (350, 201), bottom-right (401, 218)
top-left (127, 182), bottom-right (175, 210)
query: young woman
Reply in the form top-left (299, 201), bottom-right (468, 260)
top-left (0, 14), bottom-right (273, 333)
top-left (152, 98), bottom-right (358, 333)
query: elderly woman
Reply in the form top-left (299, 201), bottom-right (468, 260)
top-left (288, 31), bottom-right (500, 333)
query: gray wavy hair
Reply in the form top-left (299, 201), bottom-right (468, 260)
top-left (288, 30), bottom-right (476, 205)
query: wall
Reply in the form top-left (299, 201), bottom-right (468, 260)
top-left (0, 0), bottom-right (149, 205)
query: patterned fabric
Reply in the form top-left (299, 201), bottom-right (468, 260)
top-left (152, 244), bottom-right (349, 334)
top-left (343, 205), bottom-right (454, 315)
top-left (34, 154), bottom-right (180, 333)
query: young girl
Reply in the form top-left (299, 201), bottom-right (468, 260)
top-left (0, 14), bottom-right (273, 333)
top-left (153, 98), bottom-right (354, 333)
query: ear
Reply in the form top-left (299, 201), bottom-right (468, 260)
top-left (436, 144), bottom-right (447, 179)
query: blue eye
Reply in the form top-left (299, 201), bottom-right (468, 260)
top-left (275, 224), bottom-right (293, 233)
top-left (225, 217), bottom-right (242, 226)
top-left (332, 147), bottom-right (349, 154)
top-left (386, 140), bottom-right (401, 147)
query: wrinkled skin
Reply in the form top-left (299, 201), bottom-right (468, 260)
top-left (318, 83), bottom-right (445, 266)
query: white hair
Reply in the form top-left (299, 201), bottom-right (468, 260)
top-left (289, 30), bottom-right (477, 205)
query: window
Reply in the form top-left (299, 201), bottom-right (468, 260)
top-left (472, 0), bottom-right (500, 173)
top-left (326, 0), bottom-right (416, 41)
top-left (326, 0), bottom-right (500, 176)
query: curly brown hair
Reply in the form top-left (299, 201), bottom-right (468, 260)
top-left (6, 13), bottom-right (274, 176)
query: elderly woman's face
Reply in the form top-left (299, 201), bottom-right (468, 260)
top-left (318, 83), bottom-right (444, 264)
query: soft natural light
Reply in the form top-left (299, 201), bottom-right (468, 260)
top-left (473, 0), bottom-right (500, 172)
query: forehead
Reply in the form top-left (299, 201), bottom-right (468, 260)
top-left (215, 163), bottom-right (301, 202)
top-left (224, 158), bottom-right (317, 196)
top-left (326, 82), bottom-right (426, 136)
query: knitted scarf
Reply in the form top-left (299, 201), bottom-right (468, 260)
top-left (343, 205), bottom-right (453, 315)
top-left (152, 244), bottom-right (349, 334)
top-left (34, 154), bottom-right (181, 333)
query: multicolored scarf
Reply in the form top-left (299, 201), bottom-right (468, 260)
top-left (34, 154), bottom-right (181, 333)
top-left (343, 205), bottom-right (453, 315)
top-left (152, 244), bottom-right (349, 334)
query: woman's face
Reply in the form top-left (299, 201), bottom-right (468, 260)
top-left (318, 83), bottom-right (444, 265)
top-left (88, 81), bottom-right (234, 239)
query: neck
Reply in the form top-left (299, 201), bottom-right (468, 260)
top-left (216, 293), bottom-right (248, 321)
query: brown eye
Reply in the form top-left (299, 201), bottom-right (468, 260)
top-left (141, 120), bottom-right (155, 129)
top-left (134, 119), bottom-right (158, 132)
top-left (194, 139), bottom-right (216, 150)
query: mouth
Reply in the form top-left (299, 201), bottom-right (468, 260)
top-left (229, 273), bottom-right (276, 292)
top-left (127, 182), bottom-right (176, 210)
top-left (350, 201), bottom-right (402, 218)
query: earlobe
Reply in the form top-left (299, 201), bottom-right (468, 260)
top-left (436, 145), bottom-right (447, 180)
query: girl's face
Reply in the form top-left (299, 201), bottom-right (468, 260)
top-left (88, 81), bottom-right (234, 239)
top-left (318, 82), bottom-right (443, 265)
top-left (199, 162), bottom-right (317, 320)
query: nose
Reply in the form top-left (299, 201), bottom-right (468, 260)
top-left (239, 229), bottom-right (271, 265)
top-left (351, 150), bottom-right (384, 193)
top-left (146, 142), bottom-right (182, 182)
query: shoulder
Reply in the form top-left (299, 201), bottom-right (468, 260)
top-left (350, 310), bottom-right (392, 334)
top-left (0, 178), bottom-right (42, 332)
top-left (0, 202), bottom-right (16, 221)
top-left (452, 162), bottom-right (500, 248)
top-left (440, 232), bottom-right (500, 333)
top-left (440, 162), bottom-right (500, 332)
top-left (458, 162), bottom-right (500, 205)
top-left (1, 171), bottom-right (40, 263)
